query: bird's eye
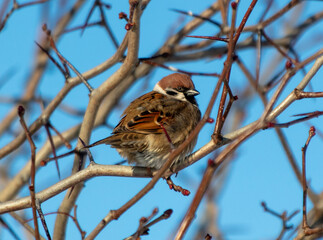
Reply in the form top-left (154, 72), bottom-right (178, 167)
top-left (176, 87), bottom-right (184, 92)
top-left (166, 90), bottom-right (178, 96)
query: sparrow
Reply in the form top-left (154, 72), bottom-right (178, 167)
top-left (89, 73), bottom-right (201, 169)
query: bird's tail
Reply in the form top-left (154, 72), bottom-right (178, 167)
top-left (82, 136), bottom-right (114, 149)
top-left (43, 136), bottom-right (116, 164)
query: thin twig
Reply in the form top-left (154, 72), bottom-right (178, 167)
top-left (46, 33), bottom-right (94, 93)
top-left (256, 29), bottom-right (261, 87)
top-left (0, 0), bottom-right (48, 31)
top-left (47, 121), bottom-right (72, 149)
top-left (294, 89), bottom-right (323, 99)
top-left (170, 8), bottom-right (222, 28)
top-left (261, 201), bottom-right (299, 240)
top-left (262, 30), bottom-right (296, 65)
top-left (9, 212), bottom-right (46, 240)
top-left (43, 122), bottom-right (61, 179)
top-left (244, 0), bottom-right (302, 31)
top-left (186, 35), bottom-right (228, 42)
top-left (96, 0), bottom-right (118, 48)
top-left (35, 199), bottom-right (51, 240)
top-left (213, 0), bottom-right (239, 141)
top-left (126, 208), bottom-right (168, 239)
top-left (35, 41), bottom-right (70, 80)
top-left (26, 205), bottom-right (86, 239)
top-left (267, 111), bottom-right (323, 129)
top-left (301, 126), bottom-right (323, 236)
top-left (17, 105), bottom-right (40, 240)
top-left (142, 60), bottom-right (220, 77)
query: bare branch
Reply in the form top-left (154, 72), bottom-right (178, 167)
top-left (17, 105), bottom-right (40, 240)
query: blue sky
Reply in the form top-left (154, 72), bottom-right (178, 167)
top-left (1, 0), bottom-right (323, 239)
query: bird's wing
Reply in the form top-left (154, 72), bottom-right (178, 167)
top-left (113, 92), bottom-right (177, 135)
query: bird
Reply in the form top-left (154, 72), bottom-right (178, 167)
top-left (87, 73), bottom-right (201, 170)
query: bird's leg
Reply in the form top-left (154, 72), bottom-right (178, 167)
top-left (159, 122), bottom-right (175, 150)
top-left (159, 123), bottom-right (188, 194)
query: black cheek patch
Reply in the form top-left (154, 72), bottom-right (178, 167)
top-left (166, 90), bottom-right (178, 96)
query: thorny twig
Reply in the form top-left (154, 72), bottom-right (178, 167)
top-left (17, 105), bottom-right (40, 240)
top-left (35, 199), bottom-right (51, 240)
top-left (42, 24), bottom-right (94, 93)
top-left (43, 122), bottom-right (61, 179)
top-left (267, 111), bottom-right (323, 129)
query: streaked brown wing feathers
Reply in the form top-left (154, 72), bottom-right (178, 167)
top-left (113, 92), bottom-right (173, 134)
top-left (127, 110), bottom-right (164, 133)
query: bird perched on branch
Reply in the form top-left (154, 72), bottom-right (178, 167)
top-left (88, 73), bottom-right (201, 169)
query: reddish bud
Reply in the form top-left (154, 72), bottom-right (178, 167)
top-left (182, 189), bottom-right (190, 196)
top-left (125, 23), bottom-right (133, 31)
top-left (17, 105), bottom-right (25, 117)
top-left (153, 208), bottom-right (159, 215)
top-left (42, 23), bottom-right (51, 35)
top-left (267, 122), bottom-right (275, 128)
top-left (163, 209), bottom-right (173, 218)
top-left (29, 185), bottom-right (34, 191)
top-left (285, 60), bottom-right (293, 69)
top-left (208, 159), bottom-right (215, 167)
top-left (261, 201), bottom-right (266, 208)
top-left (119, 12), bottom-right (127, 19)
top-left (140, 217), bottom-right (148, 224)
top-left (40, 161), bottom-right (47, 166)
top-left (231, 1), bottom-right (237, 9)
top-left (233, 95), bottom-right (238, 100)
top-left (310, 126), bottom-right (316, 136)
top-left (42, 23), bottom-right (47, 31)
top-left (205, 233), bottom-right (212, 240)
top-left (207, 118), bottom-right (214, 123)
top-left (168, 184), bottom-right (173, 190)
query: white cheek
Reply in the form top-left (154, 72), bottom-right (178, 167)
top-left (153, 83), bottom-right (187, 102)
top-left (176, 93), bottom-right (186, 101)
top-left (153, 84), bottom-right (166, 94)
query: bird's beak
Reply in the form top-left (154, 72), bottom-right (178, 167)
top-left (186, 89), bottom-right (200, 96)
